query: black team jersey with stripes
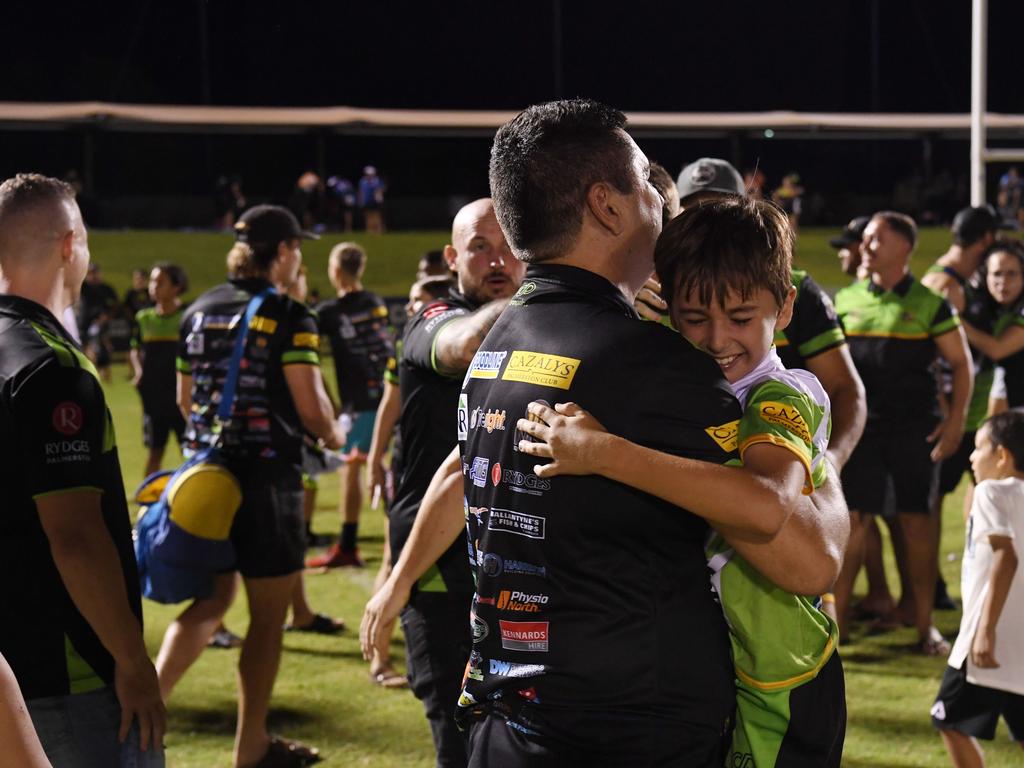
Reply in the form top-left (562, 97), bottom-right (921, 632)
top-left (176, 278), bottom-right (320, 465)
top-left (0, 295), bottom-right (143, 699)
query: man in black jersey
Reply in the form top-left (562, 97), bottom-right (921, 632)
top-left (0, 174), bottom-right (165, 764)
top-left (308, 242), bottom-right (395, 569)
top-left (160, 205), bottom-right (345, 768)
top-left (386, 198), bottom-right (524, 767)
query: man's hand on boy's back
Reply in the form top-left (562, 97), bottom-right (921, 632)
top-left (634, 275), bottom-right (667, 322)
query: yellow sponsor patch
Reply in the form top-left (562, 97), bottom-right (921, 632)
top-left (500, 350), bottom-right (580, 390)
top-left (292, 332), bottom-right (319, 348)
top-left (705, 420), bottom-right (739, 452)
top-left (373, 305), bottom-right (390, 318)
top-left (249, 316), bottom-right (278, 334)
top-left (759, 401), bottom-right (811, 442)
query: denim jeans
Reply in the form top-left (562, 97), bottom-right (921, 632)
top-left (27, 686), bottom-right (165, 768)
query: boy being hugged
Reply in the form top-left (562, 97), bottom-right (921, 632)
top-left (516, 197), bottom-right (845, 767)
top-left (932, 410), bottom-right (1024, 767)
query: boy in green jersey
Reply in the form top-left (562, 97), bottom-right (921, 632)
top-left (516, 197), bottom-right (846, 767)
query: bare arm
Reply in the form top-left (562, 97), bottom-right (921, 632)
top-left (129, 348), bottom-right (143, 386)
top-left (0, 653), bottom-right (52, 767)
top-left (931, 328), bottom-right (974, 462)
top-left (963, 321), bottom-right (1024, 361)
top-left (516, 402), bottom-right (848, 594)
top-left (717, 458), bottom-right (849, 595)
top-left (366, 378), bottom-right (402, 496)
top-left (805, 345), bottom-right (866, 470)
top-left (360, 446), bottom-right (464, 658)
top-left (176, 372), bottom-right (191, 421)
top-left (284, 364), bottom-right (346, 449)
top-left (36, 492), bottom-right (165, 750)
top-left (433, 299), bottom-right (509, 377)
top-left (971, 535), bottom-right (1019, 668)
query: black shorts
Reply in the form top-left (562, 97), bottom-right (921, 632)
top-left (227, 460), bottom-right (306, 579)
top-left (932, 662), bottom-right (1024, 741)
top-left (938, 430), bottom-right (977, 496)
top-left (842, 420), bottom-right (939, 515)
top-left (141, 400), bottom-right (186, 450)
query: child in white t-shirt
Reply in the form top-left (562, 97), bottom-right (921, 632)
top-left (931, 410), bottom-right (1024, 765)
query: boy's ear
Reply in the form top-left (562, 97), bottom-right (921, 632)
top-left (996, 444), bottom-right (1014, 473)
top-left (774, 285), bottom-right (797, 333)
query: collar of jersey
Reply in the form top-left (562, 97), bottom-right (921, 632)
top-left (0, 294), bottom-right (69, 338)
top-left (866, 273), bottom-right (914, 297)
top-left (523, 263), bottom-right (639, 317)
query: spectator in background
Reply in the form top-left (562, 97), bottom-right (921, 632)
top-left (124, 268), bottom-right (153, 318)
top-left (214, 174), bottom-right (247, 231)
top-left (676, 157), bottom-right (745, 209)
top-left (830, 216), bottom-right (870, 279)
top-left (744, 166), bottom-right (766, 200)
top-left (997, 166), bottom-right (1023, 227)
top-left (308, 242), bottom-right (396, 570)
top-left (77, 262), bottom-right (118, 382)
top-left (129, 263), bottom-right (188, 479)
top-left (648, 161), bottom-right (680, 225)
top-left (773, 173), bottom-right (804, 232)
top-left (289, 171), bottom-right (323, 232)
top-left (326, 175), bottom-right (356, 232)
top-left (416, 248), bottom-right (450, 280)
top-left (358, 166), bottom-right (386, 234)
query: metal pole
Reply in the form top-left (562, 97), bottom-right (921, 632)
top-left (970, 0), bottom-right (987, 205)
top-left (552, 0), bottom-right (563, 99)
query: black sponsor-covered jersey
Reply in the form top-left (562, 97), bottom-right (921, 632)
top-left (177, 278), bottom-right (320, 465)
top-left (315, 290), bottom-right (395, 412)
top-left (389, 289), bottom-right (478, 596)
top-left (775, 269), bottom-right (847, 369)
top-left (0, 295), bottom-right (142, 700)
top-left (456, 264), bottom-right (740, 750)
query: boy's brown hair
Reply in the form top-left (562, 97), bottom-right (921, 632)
top-left (654, 196), bottom-right (793, 312)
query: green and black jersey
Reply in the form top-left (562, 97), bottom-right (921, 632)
top-left (132, 306), bottom-right (183, 398)
top-left (835, 274), bottom-right (960, 422)
top-left (775, 269), bottom-right (846, 369)
top-left (0, 295), bottom-right (142, 700)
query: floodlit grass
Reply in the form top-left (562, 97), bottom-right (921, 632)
top-left (90, 227), bottom-right (1024, 766)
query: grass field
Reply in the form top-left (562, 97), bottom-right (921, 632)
top-left (90, 227), bottom-right (1024, 766)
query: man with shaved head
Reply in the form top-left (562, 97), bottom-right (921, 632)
top-left (387, 198), bottom-right (524, 767)
top-left (0, 173), bottom-right (165, 765)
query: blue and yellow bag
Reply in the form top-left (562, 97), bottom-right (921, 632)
top-left (133, 289), bottom-right (270, 603)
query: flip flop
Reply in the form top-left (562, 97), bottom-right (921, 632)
top-left (208, 628), bottom-right (243, 649)
top-left (249, 736), bottom-right (321, 767)
top-left (285, 613), bottom-right (345, 635)
top-left (369, 666), bottom-right (409, 689)
top-left (919, 628), bottom-right (951, 657)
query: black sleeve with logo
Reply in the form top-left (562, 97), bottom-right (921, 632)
top-left (778, 273), bottom-right (845, 369)
top-left (389, 296), bottom-right (474, 594)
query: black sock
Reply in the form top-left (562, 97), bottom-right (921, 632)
top-left (340, 522), bottom-right (358, 552)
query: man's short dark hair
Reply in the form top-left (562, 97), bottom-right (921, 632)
top-left (872, 210), bottom-right (918, 251)
top-left (330, 242), bottom-right (367, 277)
top-left (153, 261), bottom-right (189, 294)
top-left (489, 99), bottom-right (635, 263)
top-left (655, 197), bottom-right (793, 313)
top-left (417, 275), bottom-right (454, 302)
top-left (984, 409), bottom-right (1024, 471)
top-left (0, 173), bottom-right (76, 225)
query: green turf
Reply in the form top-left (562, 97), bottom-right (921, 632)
top-left (90, 227), bottom-right (1024, 766)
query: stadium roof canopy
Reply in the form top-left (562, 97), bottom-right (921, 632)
top-left (4, 102), bottom-right (1024, 141)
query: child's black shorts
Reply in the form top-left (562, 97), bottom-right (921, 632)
top-left (932, 662), bottom-right (1024, 741)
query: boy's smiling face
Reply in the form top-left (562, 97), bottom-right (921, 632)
top-left (672, 284), bottom-right (795, 383)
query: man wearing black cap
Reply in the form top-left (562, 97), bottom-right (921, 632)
top-left (161, 204), bottom-right (346, 768)
top-left (922, 204), bottom-right (1004, 612)
top-left (830, 216), bottom-right (871, 280)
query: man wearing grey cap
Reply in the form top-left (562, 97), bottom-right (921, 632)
top-left (676, 157), bottom-right (745, 208)
top-left (159, 204), bottom-right (345, 767)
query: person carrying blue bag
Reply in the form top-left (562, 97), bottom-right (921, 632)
top-left (152, 205), bottom-right (346, 768)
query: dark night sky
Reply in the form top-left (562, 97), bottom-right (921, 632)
top-left (2, 1), bottom-right (1022, 226)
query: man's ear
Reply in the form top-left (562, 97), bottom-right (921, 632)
top-left (443, 244), bottom-right (459, 270)
top-left (59, 229), bottom-right (75, 264)
top-left (585, 182), bottom-right (625, 236)
top-left (775, 285), bottom-right (797, 332)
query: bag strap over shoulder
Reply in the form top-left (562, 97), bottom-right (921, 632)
top-left (217, 288), bottom-right (274, 424)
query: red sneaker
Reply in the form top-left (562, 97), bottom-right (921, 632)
top-left (306, 543), bottom-right (365, 569)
